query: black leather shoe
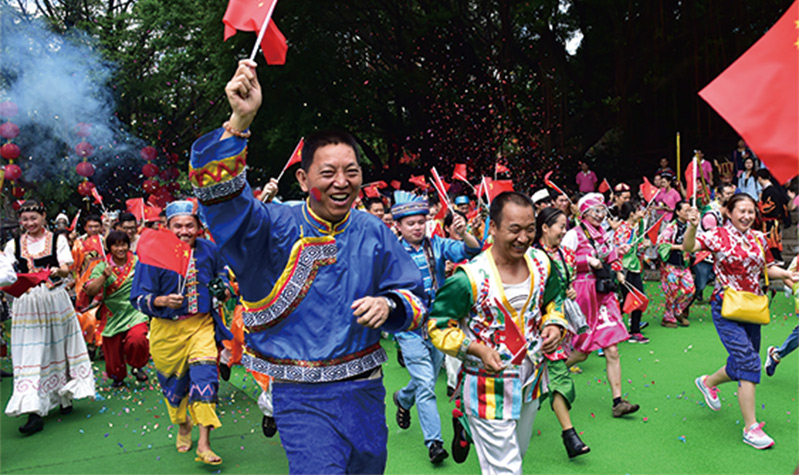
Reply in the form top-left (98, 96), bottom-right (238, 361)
top-left (262, 415), bottom-right (277, 438)
top-left (446, 386), bottom-right (455, 398)
top-left (131, 367), bottom-right (148, 382)
top-left (59, 404), bottom-right (73, 415)
top-left (428, 441), bottom-right (449, 464)
top-left (19, 414), bottom-right (43, 435)
top-left (111, 379), bottom-right (125, 388)
top-left (451, 413), bottom-right (470, 463)
top-left (393, 391), bottom-right (411, 429)
top-left (562, 427), bottom-right (590, 458)
top-left (219, 364), bottom-right (231, 382)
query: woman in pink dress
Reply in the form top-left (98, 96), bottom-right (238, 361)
top-left (562, 193), bottom-right (639, 418)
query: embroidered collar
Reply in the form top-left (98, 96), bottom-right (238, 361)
top-left (302, 199), bottom-right (352, 236)
top-left (105, 252), bottom-right (136, 294)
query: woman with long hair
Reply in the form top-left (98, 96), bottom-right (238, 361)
top-left (533, 207), bottom-right (590, 458)
top-left (562, 193), bottom-right (640, 418)
top-left (656, 200), bottom-right (695, 328)
top-left (3, 201), bottom-right (96, 435)
top-left (737, 156), bottom-right (761, 201)
top-left (684, 194), bottom-right (798, 449)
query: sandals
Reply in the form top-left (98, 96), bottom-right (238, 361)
top-left (195, 449), bottom-right (223, 465)
top-left (562, 427), bottom-right (590, 459)
top-left (392, 391), bottom-right (410, 429)
top-left (176, 420), bottom-right (193, 453)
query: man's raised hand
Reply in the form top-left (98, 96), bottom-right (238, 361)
top-left (224, 60), bottom-right (262, 136)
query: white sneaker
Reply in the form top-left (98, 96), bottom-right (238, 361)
top-left (743, 422), bottom-right (775, 449)
top-left (694, 375), bottom-right (721, 411)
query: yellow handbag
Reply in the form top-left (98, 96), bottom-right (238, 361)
top-left (720, 237), bottom-right (770, 325)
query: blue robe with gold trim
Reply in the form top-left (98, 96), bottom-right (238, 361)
top-left (189, 129), bottom-right (427, 383)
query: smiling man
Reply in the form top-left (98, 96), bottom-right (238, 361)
top-left (428, 192), bottom-right (568, 474)
top-left (189, 60), bottom-right (427, 473)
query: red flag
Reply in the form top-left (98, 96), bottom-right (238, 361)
top-left (645, 215), bottom-right (665, 245)
top-left (137, 228), bottom-right (192, 276)
top-left (495, 162), bottom-right (510, 174)
top-left (622, 284), bottom-right (650, 314)
top-left (429, 220), bottom-right (446, 238)
top-left (495, 299), bottom-right (527, 365)
top-left (640, 176), bottom-right (659, 203)
top-left (68, 210), bottom-right (81, 232)
top-left (363, 181), bottom-right (388, 189)
top-left (82, 235), bottom-right (105, 258)
top-left (363, 186), bottom-right (380, 198)
top-left (408, 175), bottom-right (429, 190)
top-left (698, 1), bottom-right (799, 184)
top-left (126, 198), bottom-right (145, 222)
top-left (430, 168), bottom-right (451, 220)
top-left (452, 163), bottom-right (469, 182)
top-left (693, 250), bottom-right (712, 266)
top-left (223, 0), bottom-right (288, 65)
top-left (683, 157), bottom-right (708, 202)
top-left (543, 171), bottom-right (567, 197)
top-left (281, 138), bottom-right (304, 173)
top-left (390, 180), bottom-right (401, 190)
top-left (144, 206), bottom-right (162, 223)
top-left (466, 207), bottom-right (480, 221)
top-left (90, 187), bottom-right (103, 206)
top-left (598, 178), bottom-right (610, 193)
top-left (0, 270), bottom-right (50, 298)
top-left (487, 179), bottom-right (514, 201)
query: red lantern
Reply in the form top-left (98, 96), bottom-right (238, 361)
top-left (142, 162), bottom-right (160, 178)
top-left (0, 122), bottom-right (19, 139)
top-left (140, 146), bottom-right (158, 161)
top-left (76, 161), bottom-right (95, 178)
top-left (166, 181), bottom-right (180, 193)
top-left (5, 163), bottom-right (22, 181)
top-left (1, 143), bottom-right (20, 160)
top-left (167, 152), bottom-right (180, 164)
top-left (142, 178), bottom-right (160, 194)
top-left (12, 201), bottom-right (21, 211)
top-left (76, 123), bottom-right (92, 137)
top-left (75, 142), bottom-right (94, 158)
top-left (0, 101), bottom-right (18, 119)
top-left (77, 181), bottom-right (96, 196)
top-left (11, 186), bottom-right (25, 198)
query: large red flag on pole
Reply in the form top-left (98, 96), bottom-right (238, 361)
top-left (698, 1), bottom-right (799, 184)
top-left (223, 0), bottom-right (288, 65)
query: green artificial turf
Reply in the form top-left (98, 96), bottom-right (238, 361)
top-left (2, 282), bottom-right (797, 474)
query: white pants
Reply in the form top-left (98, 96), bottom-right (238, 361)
top-left (444, 355), bottom-right (461, 389)
top-left (257, 385), bottom-right (274, 417)
top-left (468, 398), bottom-right (540, 475)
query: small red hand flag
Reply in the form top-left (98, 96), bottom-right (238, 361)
top-left (452, 163), bottom-right (469, 182)
top-left (640, 176), bottom-right (659, 203)
top-left (645, 215), bottom-right (665, 245)
top-left (495, 162), bottom-right (510, 174)
top-left (598, 178), bottom-right (610, 193)
top-left (126, 198), bottom-right (145, 222)
top-left (390, 180), bottom-right (401, 190)
top-left (68, 210), bottom-right (82, 232)
top-left (137, 228), bottom-right (192, 277)
top-left (409, 175), bottom-right (429, 190)
top-left (90, 187), bottom-right (103, 206)
top-left (281, 138), bottom-right (304, 174)
top-left (622, 284), bottom-right (649, 314)
top-left (223, 0), bottom-right (288, 65)
top-left (543, 171), bottom-right (567, 197)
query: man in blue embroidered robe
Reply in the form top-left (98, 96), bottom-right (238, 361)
top-left (189, 60), bottom-right (427, 473)
top-left (390, 191), bottom-right (481, 464)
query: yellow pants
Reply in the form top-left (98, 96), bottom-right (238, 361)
top-left (150, 313), bottom-right (221, 429)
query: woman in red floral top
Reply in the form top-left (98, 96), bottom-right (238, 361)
top-left (683, 194), bottom-right (798, 450)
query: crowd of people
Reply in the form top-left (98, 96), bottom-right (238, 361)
top-left (0, 60), bottom-right (797, 474)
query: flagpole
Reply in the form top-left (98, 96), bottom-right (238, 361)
top-left (248, 0), bottom-right (279, 62)
top-left (691, 154), bottom-right (698, 208)
top-left (676, 132), bottom-right (681, 183)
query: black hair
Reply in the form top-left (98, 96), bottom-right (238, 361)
top-left (105, 230), bottom-right (130, 249)
top-left (444, 211), bottom-right (467, 229)
top-left (363, 197), bottom-right (384, 211)
top-left (489, 192), bottom-right (533, 226)
top-left (672, 200), bottom-right (690, 222)
top-left (85, 214), bottom-right (102, 225)
top-left (754, 168), bottom-right (773, 181)
top-left (619, 201), bottom-right (638, 221)
top-left (118, 212), bottom-right (137, 224)
top-left (534, 207), bottom-right (565, 244)
top-left (301, 130), bottom-right (362, 171)
top-left (725, 193), bottom-right (758, 214)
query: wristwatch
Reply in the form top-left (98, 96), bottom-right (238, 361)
top-left (382, 296), bottom-right (397, 313)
